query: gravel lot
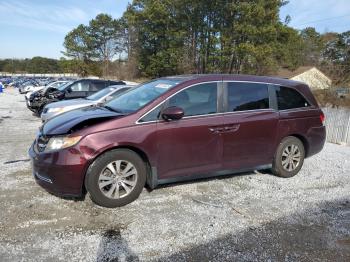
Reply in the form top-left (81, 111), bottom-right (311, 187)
top-left (0, 88), bottom-right (349, 261)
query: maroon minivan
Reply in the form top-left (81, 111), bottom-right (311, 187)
top-left (29, 75), bottom-right (326, 207)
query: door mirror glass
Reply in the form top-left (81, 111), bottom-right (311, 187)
top-left (161, 106), bottom-right (184, 121)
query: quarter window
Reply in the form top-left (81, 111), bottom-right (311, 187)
top-left (168, 83), bottom-right (218, 117)
top-left (226, 82), bottom-right (269, 112)
top-left (276, 86), bottom-right (310, 110)
top-left (139, 105), bottom-right (163, 122)
top-left (90, 81), bottom-right (106, 91)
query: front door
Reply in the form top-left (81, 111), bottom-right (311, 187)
top-left (156, 82), bottom-right (224, 179)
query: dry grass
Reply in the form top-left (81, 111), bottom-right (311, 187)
top-left (313, 89), bottom-right (350, 108)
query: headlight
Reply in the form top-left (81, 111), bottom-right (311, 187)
top-left (45, 136), bottom-right (82, 151)
top-left (47, 107), bottom-right (65, 113)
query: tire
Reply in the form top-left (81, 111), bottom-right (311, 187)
top-left (85, 149), bottom-right (147, 208)
top-left (272, 136), bottom-right (305, 178)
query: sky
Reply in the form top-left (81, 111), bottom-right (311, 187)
top-left (0, 0), bottom-right (349, 59)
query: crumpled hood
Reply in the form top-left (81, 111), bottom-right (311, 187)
top-left (42, 106), bottom-right (122, 135)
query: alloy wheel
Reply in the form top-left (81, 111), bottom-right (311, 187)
top-left (98, 160), bottom-right (138, 199)
top-left (281, 144), bottom-right (301, 172)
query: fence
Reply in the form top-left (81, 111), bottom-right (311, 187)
top-left (323, 107), bottom-right (350, 145)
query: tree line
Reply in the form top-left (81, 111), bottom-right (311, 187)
top-left (0, 57), bottom-right (87, 74)
top-left (2, 0), bottom-right (349, 86)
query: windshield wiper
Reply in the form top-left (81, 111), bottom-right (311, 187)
top-left (103, 105), bottom-right (123, 114)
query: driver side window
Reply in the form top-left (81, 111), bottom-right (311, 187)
top-left (168, 82), bottom-right (218, 117)
top-left (138, 82), bottom-right (218, 123)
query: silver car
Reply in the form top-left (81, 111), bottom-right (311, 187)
top-left (41, 85), bottom-right (132, 122)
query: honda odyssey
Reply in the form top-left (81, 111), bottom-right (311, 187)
top-left (29, 74), bottom-right (326, 208)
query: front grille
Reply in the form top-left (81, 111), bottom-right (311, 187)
top-left (36, 134), bottom-right (49, 153)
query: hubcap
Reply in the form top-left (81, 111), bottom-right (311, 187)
top-left (98, 160), bottom-right (138, 199)
top-left (281, 144), bottom-right (301, 172)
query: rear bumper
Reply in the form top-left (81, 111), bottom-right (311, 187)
top-left (28, 144), bottom-right (88, 197)
top-left (306, 125), bottom-right (326, 158)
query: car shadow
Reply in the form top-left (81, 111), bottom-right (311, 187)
top-left (94, 199), bottom-right (350, 261)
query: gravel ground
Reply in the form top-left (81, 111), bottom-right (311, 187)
top-left (0, 87), bottom-right (349, 261)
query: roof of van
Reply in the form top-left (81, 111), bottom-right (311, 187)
top-left (162, 74), bottom-right (305, 88)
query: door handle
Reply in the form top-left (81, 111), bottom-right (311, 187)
top-left (209, 127), bottom-right (224, 133)
top-left (209, 125), bottom-right (240, 134)
top-left (224, 124), bottom-right (240, 132)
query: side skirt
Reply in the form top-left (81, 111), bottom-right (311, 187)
top-left (147, 164), bottom-right (272, 189)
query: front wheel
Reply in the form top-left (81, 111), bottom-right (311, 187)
top-left (272, 136), bottom-right (305, 178)
top-left (85, 149), bottom-right (147, 208)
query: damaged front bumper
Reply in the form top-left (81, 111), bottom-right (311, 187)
top-left (28, 142), bottom-right (88, 198)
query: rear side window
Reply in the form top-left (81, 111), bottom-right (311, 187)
top-left (276, 86), bottom-right (310, 110)
top-left (226, 82), bottom-right (269, 112)
top-left (90, 81), bottom-right (106, 91)
top-left (168, 82), bottom-right (218, 117)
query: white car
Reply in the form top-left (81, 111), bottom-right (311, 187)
top-left (25, 81), bottom-right (69, 101)
top-left (41, 85), bottom-right (132, 122)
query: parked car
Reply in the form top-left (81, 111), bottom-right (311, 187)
top-left (25, 81), bottom-right (70, 101)
top-left (18, 79), bottom-right (40, 94)
top-left (335, 88), bottom-right (350, 99)
top-left (41, 85), bottom-right (132, 122)
top-left (29, 74), bottom-right (326, 208)
top-left (27, 78), bottom-right (126, 115)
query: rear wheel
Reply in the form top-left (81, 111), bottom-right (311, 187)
top-left (272, 136), bottom-right (305, 178)
top-left (85, 149), bottom-right (147, 208)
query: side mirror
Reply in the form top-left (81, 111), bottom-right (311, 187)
top-left (161, 106), bottom-right (184, 121)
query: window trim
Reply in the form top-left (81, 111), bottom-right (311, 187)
top-left (135, 80), bottom-right (310, 125)
top-left (136, 81), bottom-right (222, 124)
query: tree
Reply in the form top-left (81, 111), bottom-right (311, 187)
top-left (123, 0), bottom-right (296, 77)
top-left (323, 31), bottom-right (350, 85)
top-left (88, 14), bottom-right (126, 75)
top-left (299, 27), bottom-right (324, 65)
top-left (63, 14), bottom-right (126, 76)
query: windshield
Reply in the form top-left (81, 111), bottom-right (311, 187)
top-left (49, 81), bottom-right (67, 89)
top-left (104, 79), bottom-right (180, 113)
top-left (86, 87), bottom-right (117, 101)
top-left (57, 81), bottom-right (73, 91)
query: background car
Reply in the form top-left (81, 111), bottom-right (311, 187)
top-left (25, 81), bottom-right (70, 101)
top-left (41, 85), bottom-right (133, 122)
top-left (27, 78), bottom-right (126, 115)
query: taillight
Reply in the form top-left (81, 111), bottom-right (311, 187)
top-left (320, 112), bottom-right (325, 125)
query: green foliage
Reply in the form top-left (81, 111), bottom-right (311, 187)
top-left (62, 14), bottom-right (126, 76)
top-left (3, 1), bottom-right (349, 83)
top-left (0, 57), bottom-right (61, 73)
top-left (124, 0), bottom-right (302, 77)
top-left (322, 31), bottom-right (350, 85)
